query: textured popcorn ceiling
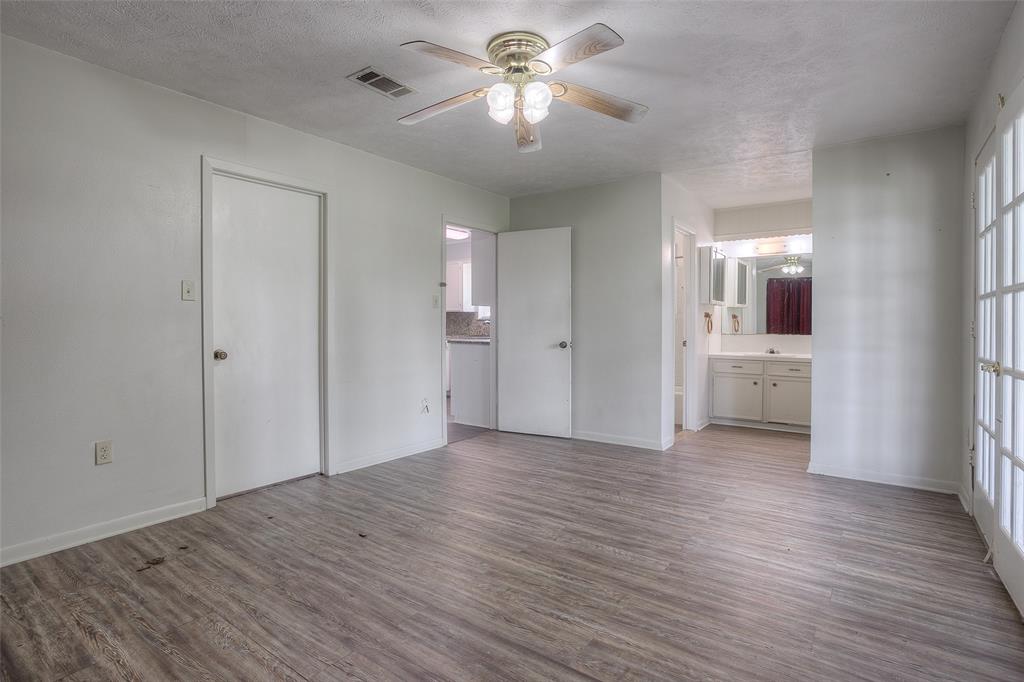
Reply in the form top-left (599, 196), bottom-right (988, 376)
top-left (1, 1), bottom-right (1015, 203)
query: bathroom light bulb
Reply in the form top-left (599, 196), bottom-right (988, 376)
top-left (796, 265), bottom-right (805, 273)
top-left (487, 83), bottom-right (516, 125)
top-left (522, 81), bottom-right (552, 124)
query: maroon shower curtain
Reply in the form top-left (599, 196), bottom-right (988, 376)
top-left (766, 277), bottom-right (812, 335)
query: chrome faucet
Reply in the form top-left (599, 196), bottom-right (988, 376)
top-left (766, 347), bottom-right (780, 354)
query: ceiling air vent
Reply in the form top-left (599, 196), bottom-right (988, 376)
top-left (348, 67), bottom-right (414, 99)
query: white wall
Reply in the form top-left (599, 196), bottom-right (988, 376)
top-left (1, 38), bottom-right (509, 563)
top-left (961, 4), bottom-right (1024, 506)
top-left (810, 125), bottom-right (964, 492)
top-left (719, 335), bottom-right (812, 355)
top-left (714, 199), bottom-right (812, 240)
top-left (661, 175), bottom-right (716, 439)
top-left (509, 174), bottom-right (667, 449)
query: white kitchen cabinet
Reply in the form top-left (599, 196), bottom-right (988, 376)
top-left (449, 340), bottom-right (492, 428)
top-left (470, 230), bottom-right (496, 306)
top-left (445, 261), bottom-right (464, 311)
top-left (766, 377), bottom-right (811, 426)
top-left (712, 374), bottom-right (764, 421)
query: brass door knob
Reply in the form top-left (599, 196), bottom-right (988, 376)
top-left (213, 349), bottom-right (228, 361)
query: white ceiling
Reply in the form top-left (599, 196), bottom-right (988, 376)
top-left (1, 1), bottom-right (1015, 204)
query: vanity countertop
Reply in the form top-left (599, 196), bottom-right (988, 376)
top-left (710, 352), bottom-right (811, 361)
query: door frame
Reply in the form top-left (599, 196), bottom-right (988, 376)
top-left (200, 156), bottom-right (329, 508)
top-left (440, 215), bottom-right (501, 445)
top-left (674, 221), bottom-right (699, 432)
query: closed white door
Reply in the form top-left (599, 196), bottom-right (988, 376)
top-left (497, 227), bottom-right (572, 437)
top-left (979, 82), bottom-right (1024, 614)
top-left (212, 173), bottom-right (321, 498)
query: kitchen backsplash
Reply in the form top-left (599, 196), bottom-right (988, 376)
top-left (446, 311), bottom-right (491, 338)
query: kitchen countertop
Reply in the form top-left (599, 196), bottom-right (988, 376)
top-left (710, 352), bottom-right (811, 361)
top-left (447, 337), bottom-right (491, 344)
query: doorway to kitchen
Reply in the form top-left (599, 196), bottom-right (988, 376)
top-left (443, 222), bottom-right (497, 444)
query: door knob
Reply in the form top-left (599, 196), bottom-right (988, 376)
top-left (558, 341), bottom-right (569, 349)
top-left (213, 349), bottom-right (228, 360)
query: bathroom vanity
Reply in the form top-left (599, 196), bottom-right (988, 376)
top-left (709, 352), bottom-right (811, 432)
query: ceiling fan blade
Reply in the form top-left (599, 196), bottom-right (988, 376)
top-left (528, 23), bottom-right (623, 75)
top-left (515, 110), bottom-right (542, 153)
top-left (401, 41), bottom-right (502, 74)
top-left (552, 81), bottom-right (648, 123)
top-left (398, 88), bottom-right (488, 125)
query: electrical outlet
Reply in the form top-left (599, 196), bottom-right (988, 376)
top-left (181, 280), bottom-right (196, 301)
top-left (95, 440), bottom-right (113, 465)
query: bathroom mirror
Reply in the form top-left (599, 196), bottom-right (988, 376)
top-left (722, 253), bottom-right (812, 335)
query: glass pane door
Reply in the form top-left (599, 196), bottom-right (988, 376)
top-left (991, 85), bottom-right (1024, 615)
top-left (976, 144), bottom-right (999, 544)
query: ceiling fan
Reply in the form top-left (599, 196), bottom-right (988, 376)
top-left (761, 256), bottom-right (807, 275)
top-left (397, 23), bottom-right (648, 152)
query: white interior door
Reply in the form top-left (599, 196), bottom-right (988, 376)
top-left (987, 83), bottom-right (1024, 614)
top-left (497, 227), bottom-right (571, 437)
top-left (212, 173), bottom-right (321, 498)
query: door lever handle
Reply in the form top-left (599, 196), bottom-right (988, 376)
top-left (980, 361), bottom-right (1002, 375)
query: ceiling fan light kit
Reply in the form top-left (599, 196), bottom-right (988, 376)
top-left (398, 24), bottom-right (648, 152)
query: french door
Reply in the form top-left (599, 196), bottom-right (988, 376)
top-left (975, 82), bottom-right (1024, 614)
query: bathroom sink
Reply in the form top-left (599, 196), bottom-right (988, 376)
top-left (711, 351), bottom-right (811, 360)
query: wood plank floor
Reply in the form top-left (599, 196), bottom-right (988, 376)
top-left (3, 426), bottom-right (1023, 680)
top-left (447, 421), bottom-right (491, 445)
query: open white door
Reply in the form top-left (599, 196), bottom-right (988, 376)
top-left (497, 227), bottom-right (572, 437)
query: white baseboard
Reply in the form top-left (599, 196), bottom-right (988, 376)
top-left (660, 436), bottom-right (675, 451)
top-left (806, 462), bottom-right (959, 494)
top-left (0, 497), bottom-right (207, 567)
top-left (958, 485), bottom-right (972, 515)
top-left (572, 430), bottom-right (665, 451)
top-left (330, 437), bottom-right (444, 476)
top-left (708, 418), bottom-right (810, 434)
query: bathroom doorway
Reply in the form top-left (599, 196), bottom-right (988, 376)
top-left (675, 226), bottom-right (696, 434)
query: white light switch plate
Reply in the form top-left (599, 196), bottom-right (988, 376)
top-left (95, 440), bottom-right (113, 465)
top-left (181, 280), bottom-right (196, 301)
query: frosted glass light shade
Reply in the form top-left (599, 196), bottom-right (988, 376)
top-left (522, 81), bottom-right (552, 124)
top-left (487, 83), bottom-right (516, 125)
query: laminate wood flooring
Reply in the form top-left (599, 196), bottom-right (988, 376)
top-left (3, 426), bottom-right (1023, 680)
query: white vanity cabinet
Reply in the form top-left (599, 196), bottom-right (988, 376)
top-left (765, 378), bottom-right (811, 425)
top-left (712, 374), bottom-right (764, 421)
top-left (710, 355), bottom-right (811, 431)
